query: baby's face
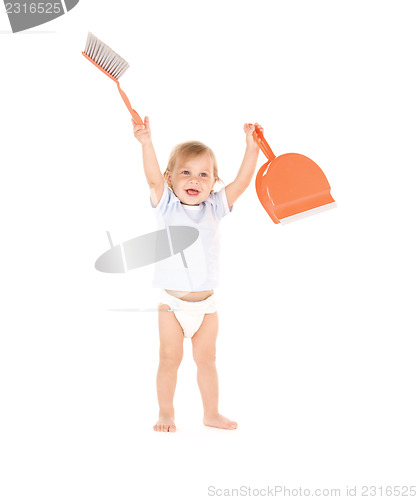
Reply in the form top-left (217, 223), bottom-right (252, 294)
top-left (168, 154), bottom-right (216, 205)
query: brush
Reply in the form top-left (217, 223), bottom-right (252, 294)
top-left (82, 32), bottom-right (143, 125)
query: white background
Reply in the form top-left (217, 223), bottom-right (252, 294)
top-left (1, 1), bottom-right (417, 499)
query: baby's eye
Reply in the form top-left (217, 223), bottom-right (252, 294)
top-left (200, 173), bottom-right (207, 177)
top-left (182, 170), bottom-right (190, 175)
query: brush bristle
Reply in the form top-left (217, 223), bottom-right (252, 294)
top-left (84, 32), bottom-right (129, 80)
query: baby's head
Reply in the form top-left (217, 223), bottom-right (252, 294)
top-left (163, 141), bottom-right (223, 205)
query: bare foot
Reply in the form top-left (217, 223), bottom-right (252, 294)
top-left (153, 414), bottom-right (176, 432)
top-left (204, 413), bottom-right (238, 430)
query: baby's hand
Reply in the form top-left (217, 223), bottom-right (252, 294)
top-left (244, 122), bottom-right (263, 149)
top-left (132, 115), bottom-right (152, 145)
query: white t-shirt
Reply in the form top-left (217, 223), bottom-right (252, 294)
top-left (150, 183), bottom-right (233, 291)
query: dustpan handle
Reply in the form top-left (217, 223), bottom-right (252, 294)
top-left (251, 124), bottom-right (276, 161)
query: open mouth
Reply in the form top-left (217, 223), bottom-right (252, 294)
top-left (186, 189), bottom-right (200, 196)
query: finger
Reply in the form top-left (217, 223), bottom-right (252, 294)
top-left (144, 116), bottom-right (150, 128)
top-left (247, 124), bottom-right (255, 135)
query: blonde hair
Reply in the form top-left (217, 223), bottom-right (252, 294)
top-left (163, 141), bottom-right (223, 193)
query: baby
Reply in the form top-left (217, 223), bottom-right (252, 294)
top-left (132, 117), bottom-right (262, 431)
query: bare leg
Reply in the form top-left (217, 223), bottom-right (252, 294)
top-left (192, 312), bottom-right (237, 430)
top-left (154, 303), bottom-right (184, 432)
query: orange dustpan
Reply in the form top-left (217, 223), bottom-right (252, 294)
top-left (253, 125), bottom-right (336, 224)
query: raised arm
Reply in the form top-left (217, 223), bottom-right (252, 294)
top-left (132, 116), bottom-right (165, 207)
top-left (224, 123), bottom-right (262, 207)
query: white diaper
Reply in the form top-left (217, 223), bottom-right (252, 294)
top-left (159, 289), bottom-right (217, 338)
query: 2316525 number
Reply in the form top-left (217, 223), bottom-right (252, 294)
top-left (5, 3), bottom-right (62, 14)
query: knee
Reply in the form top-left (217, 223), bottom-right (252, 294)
top-left (159, 349), bottom-right (183, 370)
top-left (193, 351), bottom-right (216, 369)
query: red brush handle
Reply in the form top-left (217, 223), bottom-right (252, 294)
top-left (117, 81), bottom-right (143, 125)
top-left (251, 123), bottom-right (276, 161)
top-left (82, 51), bottom-right (143, 125)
